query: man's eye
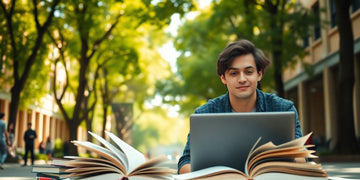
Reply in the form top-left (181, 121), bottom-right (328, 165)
top-left (230, 71), bottom-right (238, 76)
top-left (246, 70), bottom-right (254, 74)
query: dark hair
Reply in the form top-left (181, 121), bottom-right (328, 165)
top-left (217, 39), bottom-right (270, 76)
top-left (0, 113), bottom-right (4, 119)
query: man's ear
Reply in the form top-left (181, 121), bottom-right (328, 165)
top-left (258, 70), bottom-right (263, 81)
top-left (220, 74), bottom-right (227, 85)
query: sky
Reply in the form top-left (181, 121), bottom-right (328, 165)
top-left (157, 0), bottom-right (212, 73)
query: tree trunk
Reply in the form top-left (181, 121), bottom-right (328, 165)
top-left (273, 50), bottom-right (285, 97)
top-left (263, 0), bottom-right (286, 97)
top-left (84, 96), bottom-right (94, 144)
top-left (5, 0), bottom-right (60, 133)
top-left (9, 85), bottom-right (21, 128)
top-left (66, 120), bottom-right (80, 155)
top-left (333, 0), bottom-right (360, 153)
top-left (101, 105), bottom-right (108, 138)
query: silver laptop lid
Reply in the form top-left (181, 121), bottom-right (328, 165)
top-left (190, 112), bottom-right (295, 172)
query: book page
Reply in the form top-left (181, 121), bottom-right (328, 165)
top-left (88, 131), bottom-right (127, 168)
top-left (245, 133), bottom-right (313, 175)
top-left (71, 141), bottom-right (124, 171)
top-left (254, 172), bottom-right (328, 180)
top-left (248, 133), bottom-right (312, 161)
top-left (248, 146), bottom-right (317, 172)
top-left (129, 175), bottom-right (174, 180)
top-left (51, 157), bottom-right (72, 167)
top-left (32, 165), bottom-right (68, 173)
top-left (78, 173), bottom-right (173, 180)
top-left (106, 131), bottom-right (146, 173)
top-left (249, 161), bottom-right (327, 177)
top-left (66, 153), bottom-right (127, 174)
top-left (129, 155), bottom-right (174, 176)
top-left (174, 173), bottom-right (248, 180)
top-left (172, 166), bottom-right (247, 180)
top-left (65, 166), bottom-right (118, 174)
top-left (65, 160), bottom-right (124, 174)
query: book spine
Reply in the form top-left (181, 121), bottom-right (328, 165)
top-left (36, 177), bottom-right (58, 180)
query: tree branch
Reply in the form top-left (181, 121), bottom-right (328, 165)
top-left (88, 14), bottom-right (123, 59)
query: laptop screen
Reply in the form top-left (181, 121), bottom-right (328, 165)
top-left (190, 112), bottom-right (295, 172)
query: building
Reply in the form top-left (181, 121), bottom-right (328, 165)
top-left (284, 0), bottom-right (360, 150)
top-left (0, 61), bottom-right (69, 155)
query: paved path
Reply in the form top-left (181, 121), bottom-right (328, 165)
top-left (0, 161), bottom-right (359, 179)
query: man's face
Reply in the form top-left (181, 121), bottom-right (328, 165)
top-left (220, 54), bottom-right (262, 101)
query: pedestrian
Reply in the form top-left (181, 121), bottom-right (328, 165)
top-left (7, 122), bottom-right (16, 158)
top-left (0, 112), bottom-right (10, 169)
top-left (45, 136), bottom-right (54, 162)
top-left (63, 139), bottom-right (70, 156)
top-left (38, 140), bottom-right (45, 154)
top-left (23, 122), bottom-right (37, 166)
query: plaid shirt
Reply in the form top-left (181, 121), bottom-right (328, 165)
top-left (178, 89), bottom-right (303, 172)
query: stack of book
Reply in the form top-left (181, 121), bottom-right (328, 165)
top-left (32, 131), bottom-right (329, 180)
top-left (32, 131), bottom-right (175, 180)
top-left (32, 161), bottom-right (71, 180)
top-left (173, 133), bottom-right (329, 180)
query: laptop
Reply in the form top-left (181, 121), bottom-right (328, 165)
top-left (190, 112), bottom-right (295, 172)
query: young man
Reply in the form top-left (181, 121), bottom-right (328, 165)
top-left (0, 113), bottom-right (10, 169)
top-left (177, 39), bottom-right (303, 174)
top-left (23, 122), bottom-right (37, 166)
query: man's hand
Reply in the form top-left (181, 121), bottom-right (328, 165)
top-left (179, 164), bottom-right (191, 174)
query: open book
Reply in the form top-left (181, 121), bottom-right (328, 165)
top-left (50, 131), bottom-right (175, 180)
top-left (173, 133), bottom-right (328, 180)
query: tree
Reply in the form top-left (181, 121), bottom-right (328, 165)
top-left (253, 0), bottom-right (313, 97)
top-left (0, 0), bottom-right (60, 132)
top-left (156, 10), bottom-right (229, 115)
top-left (156, 0), bottom-right (313, 115)
top-left (96, 44), bottom-right (140, 140)
top-left (48, 0), bottom-right (194, 155)
top-left (333, 0), bottom-right (360, 153)
top-left (49, 0), bottom-right (126, 155)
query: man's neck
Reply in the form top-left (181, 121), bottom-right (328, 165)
top-left (229, 94), bottom-right (257, 112)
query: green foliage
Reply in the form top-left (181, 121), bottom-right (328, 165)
top-left (141, 0), bottom-right (195, 26)
top-left (0, 0), bottom-right (57, 108)
top-left (54, 138), bottom-right (64, 157)
top-left (132, 106), bottom-right (188, 153)
top-left (20, 43), bottom-right (52, 109)
top-left (156, 0), bottom-right (317, 114)
top-left (1, 0), bottom-right (195, 154)
top-left (156, 10), bottom-right (229, 115)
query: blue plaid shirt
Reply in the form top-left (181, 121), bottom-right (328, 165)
top-left (177, 89), bottom-right (303, 172)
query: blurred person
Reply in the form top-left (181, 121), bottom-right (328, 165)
top-left (63, 139), bottom-right (70, 156)
top-left (0, 113), bottom-right (10, 169)
top-left (45, 136), bottom-right (54, 162)
top-left (38, 140), bottom-right (45, 154)
top-left (7, 122), bottom-right (16, 158)
top-left (23, 122), bottom-right (37, 166)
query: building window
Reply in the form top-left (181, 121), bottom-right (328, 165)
top-left (303, 27), bottom-right (309, 48)
top-left (313, 2), bottom-right (321, 40)
top-left (353, 0), bottom-right (360, 12)
top-left (329, 0), bottom-right (336, 28)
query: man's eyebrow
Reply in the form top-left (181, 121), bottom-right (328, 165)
top-left (228, 67), bottom-right (239, 70)
top-left (244, 66), bottom-right (256, 69)
top-left (228, 66), bottom-right (256, 70)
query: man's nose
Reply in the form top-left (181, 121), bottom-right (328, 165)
top-left (238, 73), bottom-right (246, 83)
